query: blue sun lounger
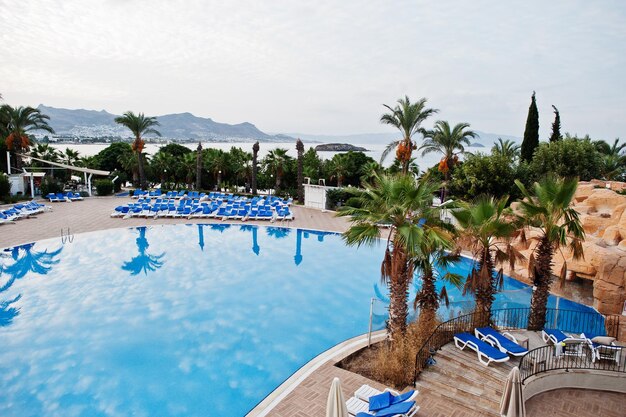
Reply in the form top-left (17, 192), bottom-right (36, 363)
top-left (541, 328), bottom-right (575, 345)
top-left (354, 400), bottom-right (418, 417)
top-left (475, 327), bottom-right (528, 356)
top-left (453, 332), bottom-right (510, 366)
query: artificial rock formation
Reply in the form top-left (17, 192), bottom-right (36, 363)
top-left (507, 181), bottom-right (626, 316)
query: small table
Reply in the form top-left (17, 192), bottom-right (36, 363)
top-left (516, 335), bottom-right (529, 350)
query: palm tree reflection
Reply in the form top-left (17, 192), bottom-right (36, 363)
top-left (239, 225), bottom-right (260, 256)
top-left (197, 224), bottom-right (205, 251)
top-left (294, 229), bottom-right (303, 265)
top-left (3, 243), bottom-right (63, 279)
top-left (266, 227), bottom-right (290, 239)
top-left (122, 227), bottom-right (165, 276)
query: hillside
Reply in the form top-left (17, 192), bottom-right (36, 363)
top-left (37, 105), bottom-right (292, 142)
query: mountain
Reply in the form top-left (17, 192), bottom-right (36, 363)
top-left (37, 105), bottom-right (292, 142)
top-left (286, 131), bottom-right (521, 148)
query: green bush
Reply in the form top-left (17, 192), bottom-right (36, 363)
top-left (95, 179), bottom-right (114, 196)
top-left (449, 153), bottom-right (523, 201)
top-left (40, 177), bottom-right (64, 196)
top-left (326, 187), bottom-right (360, 210)
top-left (0, 174), bottom-right (10, 198)
top-left (530, 138), bottom-right (602, 181)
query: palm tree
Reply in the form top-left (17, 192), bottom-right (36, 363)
top-left (328, 153), bottom-right (349, 187)
top-left (196, 142), bottom-right (203, 190)
top-left (1, 105), bottom-right (55, 170)
top-left (338, 174), bottom-right (456, 340)
top-left (61, 148), bottom-right (81, 166)
top-left (264, 148), bottom-right (290, 193)
top-left (594, 139), bottom-right (625, 181)
top-left (181, 153), bottom-right (197, 187)
top-left (151, 151), bottom-right (175, 187)
top-left (119, 151), bottom-right (139, 186)
top-left (515, 176), bottom-right (585, 330)
top-left (29, 143), bottom-right (61, 179)
top-left (122, 227), bottom-right (165, 276)
top-left (252, 141), bottom-right (259, 195)
top-left (421, 121), bottom-right (476, 201)
top-left (452, 196), bottom-right (521, 317)
top-left (491, 138), bottom-right (521, 161)
top-left (205, 149), bottom-right (229, 190)
top-left (114, 112), bottom-right (161, 190)
top-left (359, 161), bottom-right (382, 185)
top-left (296, 139), bottom-right (304, 204)
top-left (380, 96), bottom-right (438, 174)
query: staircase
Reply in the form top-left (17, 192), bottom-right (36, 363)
top-left (414, 343), bottom-right (516, 416)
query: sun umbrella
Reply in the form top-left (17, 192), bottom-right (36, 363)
top-left (326, 377), bottom-right (349, 417)
top-left (500, 366), bottom-right (526, 417)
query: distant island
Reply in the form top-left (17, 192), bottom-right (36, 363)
top-left (315, 143), bottom-right (369, 152)
top-left (469, 142), bottom-right (485, 148)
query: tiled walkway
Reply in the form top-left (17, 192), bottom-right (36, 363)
top-left (0, 196), bottom-right (350, 248)
top-left (526, 388), bottom-right (626, 416)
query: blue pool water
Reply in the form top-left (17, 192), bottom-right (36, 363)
top-left (0, 225), bottom-right (599, 417)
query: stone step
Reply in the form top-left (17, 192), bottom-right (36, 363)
top-left (434, 345), bottom-right (515, 377)
top-left (414, 382), bottom-right (500, 417)
top-left (429, 353), bottom-right (508, 389)
top-left (418, 370), bottom-right (502, 409)
top-left (426, 362), bottom-right (504, 398)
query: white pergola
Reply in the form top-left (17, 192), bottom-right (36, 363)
top-left (15, 153), bottom-right (111, 197)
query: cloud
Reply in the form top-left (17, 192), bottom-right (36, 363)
top-left (0, 0), bottom-right (625, 137)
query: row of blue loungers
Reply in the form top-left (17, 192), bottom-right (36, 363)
top-left (111, 194), bottom-right (294, 221)
top-left (0, 201), bottom-right (51, 225)
top-left (46, 192), bottom-right (84, 202)
top-left (453, 327), bottom-right (529, 366)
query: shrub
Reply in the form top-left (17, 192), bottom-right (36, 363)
top-left (40, 177), bottom-right (64, 196)
top-left (326, 188), bottom-right (357, 210)
top-left (95, 179), bottom-right (114, 196)
top-left (449, 153), bottom-right (522, 201)
top-left (530, 138), bottom-right (602, 181)
top-left (0, 174), bottom-right (10, 198)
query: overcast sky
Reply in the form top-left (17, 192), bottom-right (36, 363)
top-left (1, 0), bottom-right (624, 139)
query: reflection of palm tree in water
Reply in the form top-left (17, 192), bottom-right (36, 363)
top-left (239, 225), bottom-right (260, 255)
top-left (0, 242), bottom-right (62, 326)
top-left (197, 224), bottom-right (205, 251)
top-left (122, 227), bottom-right (165, 276)
top-left (266, 227), bottom-right (290, 239)
top-left (4, 243), bottom-right (62, 279)
top-left (294, 229), bottom-right (303, 265)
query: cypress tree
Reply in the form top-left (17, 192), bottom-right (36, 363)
top-left (549, 105), bottom-right (561, 142)
top-left (521, 91), bottom-right (539, 162)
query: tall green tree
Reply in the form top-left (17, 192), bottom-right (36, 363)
top-left (61, 148), bottom-right (81, 166)
top-left (549, 105), bottom-right (561, 142)
top-left (380, 96), bottom-right (437, 174)
top-left (196, 142), bottom-right (203, 189)
top-left (204, 149), bottom-right (229, 190)
top-left (1, 105), bottom-right (55, 170)
top-left (515, 176), bottom-right (584, 330)
top-left (594, 138), bottom-right (626, 181)
top-left (114, 111), bottom-right (161, 190)
top-left (421, 120), bottom-right (476, 201)
top-left (327, 153), bottom-right (349, 187)
top-left (302, 147), bottom-right (323, 183)
top-left (338, 174), bottom-right (458, 340)
top-left (252, 141), bottom-right (259, 195)
top-left (521, 92), bottom-right (539, 162)
top-left (296, 139), bottom-right (304, 203)
top-left (452, 196), bottom-right (521, 316)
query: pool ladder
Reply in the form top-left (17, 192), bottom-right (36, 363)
top-left (61, 227), bottom-right (74, 244)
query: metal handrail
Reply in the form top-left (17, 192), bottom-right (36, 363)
top-left (412, 307), bottom-right (620, 385)
top-left (518, 343), bottom-right (625, 383)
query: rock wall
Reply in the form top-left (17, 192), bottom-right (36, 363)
top-left (508, 182), bottom-right (626, 316)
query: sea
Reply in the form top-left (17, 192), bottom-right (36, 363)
top-left (48, 141), bottom-right (490, 170)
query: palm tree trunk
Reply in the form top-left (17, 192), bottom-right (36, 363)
top-left (252, 142), bottom-right (259, 195)
top-left (417, 267), bottom-right (439, 334)
top-left (474, 248), bottom-right (495, 326)
top-left (296, 140), bottom-right (304, 204)
top-left (196, 144), bottom-right (203, 190)
top-left (388, 244), bottom-right (410, 341)
top-left (337, 175), bottom-right (343, 188)
top-left (528, 236), bottom-right (554, 330)
top-left (137, 152), bottom-right (147, 190)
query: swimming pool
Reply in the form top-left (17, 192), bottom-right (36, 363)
top-left (0, 225), bottom-right (599, 416)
